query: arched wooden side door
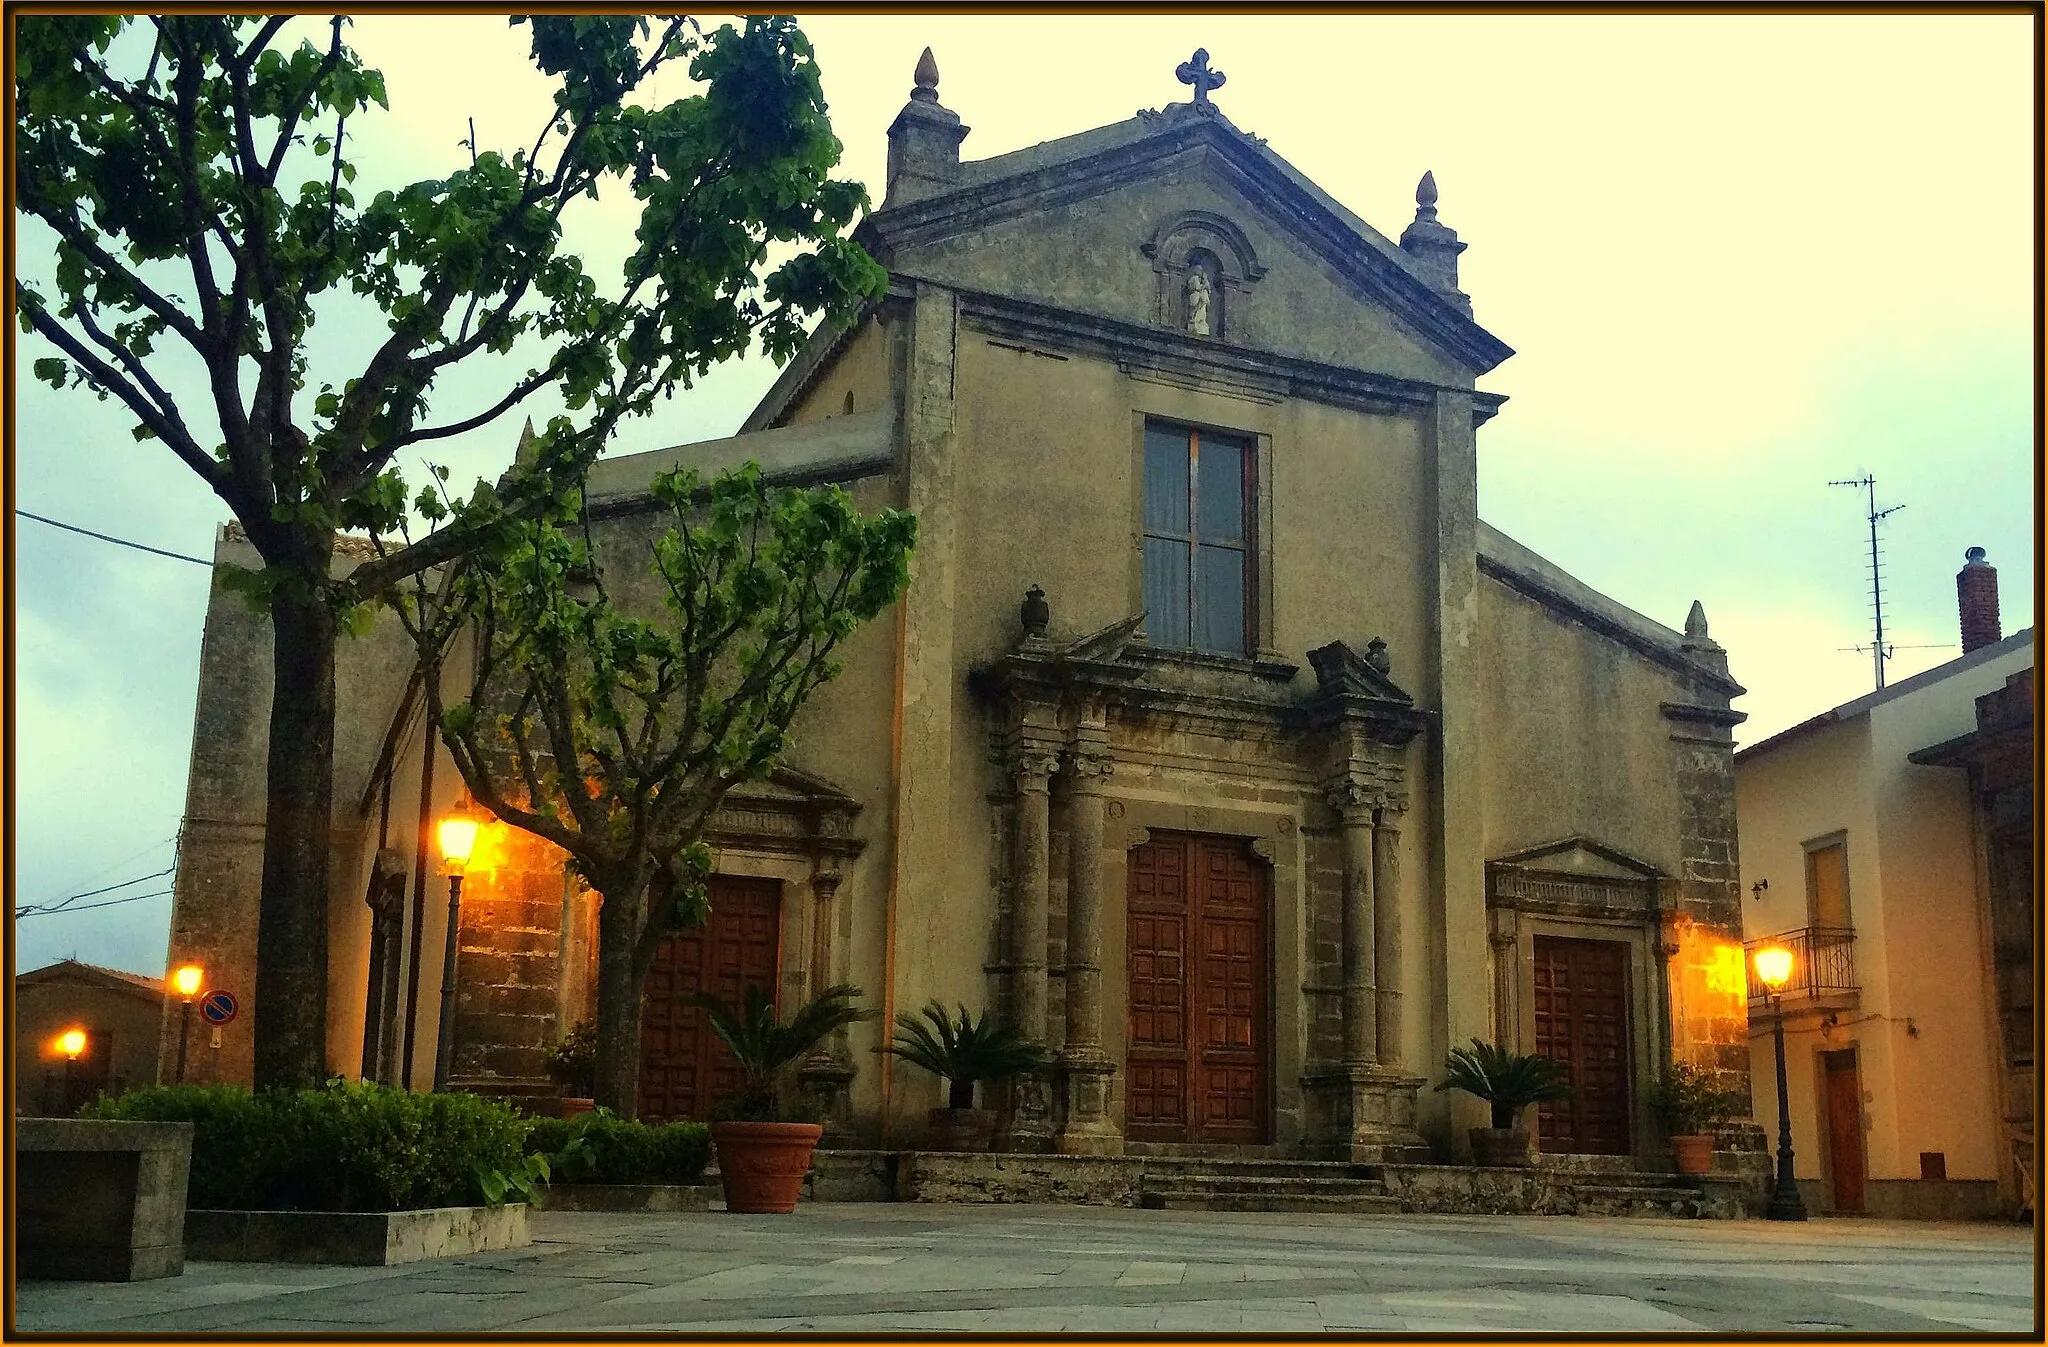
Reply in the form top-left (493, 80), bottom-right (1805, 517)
top-left (638, 876), bottom-right (781, 1122)
top-left (1126, 832), bottom-right (1269, 1144)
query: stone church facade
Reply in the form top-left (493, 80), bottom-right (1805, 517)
top-left (165, 52), bottom-right (1754, 1165)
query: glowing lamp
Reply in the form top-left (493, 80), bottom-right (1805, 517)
top-left (172, 963), bottom-right (205, 1000)
top-left (438, 807), bottom-right (480, 870)
top-left (1753, 944), bottom-right (1794, 992)
top-left (58, 1029), bottom-right (87, 1060)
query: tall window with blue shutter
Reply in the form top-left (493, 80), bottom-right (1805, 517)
top-left (1142, 421), bottom-right (1254, 655)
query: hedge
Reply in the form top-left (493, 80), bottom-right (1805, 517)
top-left (84, 1080), bottom-right (528, 1212)
top-left (522, 1111), bottom-right (711, 1186)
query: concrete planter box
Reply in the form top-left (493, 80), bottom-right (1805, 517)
top-left (185, 1203), bottom-right (529, 1266)
top-left (544, 1184), bottom-right (713, 1212)
top-left (16, 1118), bottom-right (194, 1281)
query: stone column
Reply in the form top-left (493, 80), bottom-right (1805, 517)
top-left (1371, 807), bottom-right (1405, 1067)
top-left (1488, 913), bottom-right (1518, 1048)
top-left (1332, 791), bottom-right (1426, 1162)
top-left (1056, 737), bottom-right (1122, 1156)
top-left (1004, 751), bottom-right (1058, 1150)
top-left (799, 866), bottom-right (857, 1134)
top-left (1331, 785), bottom-right (1378, 1067)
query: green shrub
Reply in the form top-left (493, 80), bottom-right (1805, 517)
top-left (520, 1110), bottom-right (711, 1185)
top-left (85, 1080), bottom-right (528, 1211)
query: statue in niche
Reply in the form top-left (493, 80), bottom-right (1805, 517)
top-left (1184, 267), bottom-right (1213, 336)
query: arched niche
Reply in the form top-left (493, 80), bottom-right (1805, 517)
top-left (1141, 211), bottom-right (1266, 341)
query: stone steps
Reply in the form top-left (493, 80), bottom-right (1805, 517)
top-left (1145, 1188), bottom-right (1405, 1214)
top-left (1137, 1157), bottom-right (1382, 1182)
top-left (1569, 1182), bottom-right (1707, 1218)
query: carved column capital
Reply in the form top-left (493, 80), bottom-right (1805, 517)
top-left (1064, 749), bottom-right (1114, 787)
top-left (1013, 749), bottom-right (1062, 791)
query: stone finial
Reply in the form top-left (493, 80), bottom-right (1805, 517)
top-left (1021, 584), bottom-right (1050, 640)
top-left (1365, 636), bottom-right (1391, 673)
top-left (1175, 48), bottom-right (1226, 107)
top-left (1680, 598), bottom-right (1729, 677)
top-left (1415, 170), bottom-right (1439, 217)
top-left (513, 416), bottom-right (540, 469)
top-left (1399, 169), bottom-right (1471, 316)
top-left (885, 46), bottom-right (968, 209)
top-left (911, 46), bottom-right (940, 103)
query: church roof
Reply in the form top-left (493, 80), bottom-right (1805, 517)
top-left (859, 99), bottom-right (1514, 377)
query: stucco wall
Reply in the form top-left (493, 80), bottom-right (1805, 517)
top-left (1736, 638), bottom-right (2031, 1202)
top-left (15, 976), bottom-right (163, 1111)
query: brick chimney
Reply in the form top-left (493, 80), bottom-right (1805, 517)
top-left (1956, 546), bottom-right (2001, 653)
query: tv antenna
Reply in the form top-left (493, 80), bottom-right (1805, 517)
top-left (1828, 474), bottom-right (1904, 690)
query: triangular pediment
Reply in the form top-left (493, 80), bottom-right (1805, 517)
top-left (1490, 836), bottom-right (1662, 881)
top-left (859, 107), bottom-right (1512, 385)
top-left (724, 764), bottom-right (859, 810)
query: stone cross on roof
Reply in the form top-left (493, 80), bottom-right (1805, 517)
top-left (1175, 48), bottom-right (1226, 106)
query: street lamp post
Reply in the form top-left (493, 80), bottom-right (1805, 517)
top-left (171, 963), bottom-right (204, 1084)
top-left (432, 802), bottom-right (480, 1092)
top-left (1753, 943), bottom-right (1808, 1221)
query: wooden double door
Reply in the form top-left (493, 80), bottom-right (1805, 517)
top-left (1125, 832), bottom-right (1270, 1144)
top-left (638, 876), bottom-right (781, 1123)
top-left (1531, 935), bottom-right (1633, 1154)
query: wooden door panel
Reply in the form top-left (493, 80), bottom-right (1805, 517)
top-left (1532, 936), bottom-right (1632, 1155)
top-left (1823, 1050), bottom-right (1866, 1212)
top-left (638, 877), bottom-right (779, 1122)
top-left (1125, 832), bottom-right (1268, 1144)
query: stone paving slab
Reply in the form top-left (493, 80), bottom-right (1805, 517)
top-left (13, 1202), bottom-right (2036, 1334)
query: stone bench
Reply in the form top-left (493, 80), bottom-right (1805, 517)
top-left (15, 1118), bottom-right (194, 1280)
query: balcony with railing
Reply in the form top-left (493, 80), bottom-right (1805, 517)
top-left (1746, 926), bottom-right (1859, 1006)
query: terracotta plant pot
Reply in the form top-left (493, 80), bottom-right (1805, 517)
top-left (710, 1121), bottom-right (823, 1214)
top-left (1469, 1126), bottom-right (1533, 1167)
top-left (561, 1096), bottom-right (596, 1120)
top-left (1670, 1133), bottom-right (1715, 1175)
top-left (928, 1107), bottom-right (997, 1152)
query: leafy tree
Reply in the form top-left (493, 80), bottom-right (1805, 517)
top-left (390, 463), bottom-right (914, 1115)
top-left (14, 14), bottom-right (885, 1086)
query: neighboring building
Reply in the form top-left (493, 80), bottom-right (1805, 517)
top-left (15, 960), bottom-right (165, 1114)
top-left (164, 52), bottom-right (1758, 1166)
top-left (1735, 549), bottom-right (2034, 1219)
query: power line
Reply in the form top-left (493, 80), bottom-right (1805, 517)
top-left (30, 864), bottom-right (177, 912)
top-left (18, 509), bottom-right (213, 567)
top-left (16, 888), bottom-right (177, 919)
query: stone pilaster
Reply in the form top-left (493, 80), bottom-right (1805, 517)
top-left (1003, 749), bottom-right (1059, 1151)
top-left (1056, 724), bottom-right (1121, 1156)
top-left (1430, 387), bottom-right (1488, 1145)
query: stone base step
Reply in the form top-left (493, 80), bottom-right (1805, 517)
top-left (1137, 1157), bottom-right (1382, 1181)
top-left (1142, 1173), bottom-right (1391, 1197)
top-left (1125, 1142), bottom-right (1285, 1160)
top-left (1142, 1189), bottom-right (1404, 1214)
top-left (1571, 1185), bottom-right (1706, 1218)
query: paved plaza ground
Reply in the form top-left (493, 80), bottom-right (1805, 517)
top-left (16, 1203), bottom-right (2038, 1334)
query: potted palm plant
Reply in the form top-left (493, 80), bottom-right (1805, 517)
top-left (881, 1001), bottom-right (1053, 1152)
top-left (1436, 1038), bottom-right (1573, 1167)
top-left (1649, 1059), bottom-right (1740, 1174)
top-left (543, 1019), bottom-right (598, 1119)
top-left (690, 983), bottom-right (869, 1214)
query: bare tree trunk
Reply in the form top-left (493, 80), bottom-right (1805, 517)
top-left (253, 585), bottom-right (338, 1090)
top-left (592, 884), bottom-right (647, 1118)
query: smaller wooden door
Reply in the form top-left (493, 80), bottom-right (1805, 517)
top-left (638, 876), bottom-right (781, 1122)
top-left (1531, 936), bottom-right (1632, 1154)
top-left (1822, 1049), bottom-right (1867, 1212)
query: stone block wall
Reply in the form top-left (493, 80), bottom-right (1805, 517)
top-left (448, 826), bottom-right (573, 1100)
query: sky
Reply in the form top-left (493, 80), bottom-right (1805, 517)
top-left (11, 13), bottom-right (2036, 978)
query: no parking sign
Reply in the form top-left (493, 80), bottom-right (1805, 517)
top-left (200, 990), bottom-right (238, 1026)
